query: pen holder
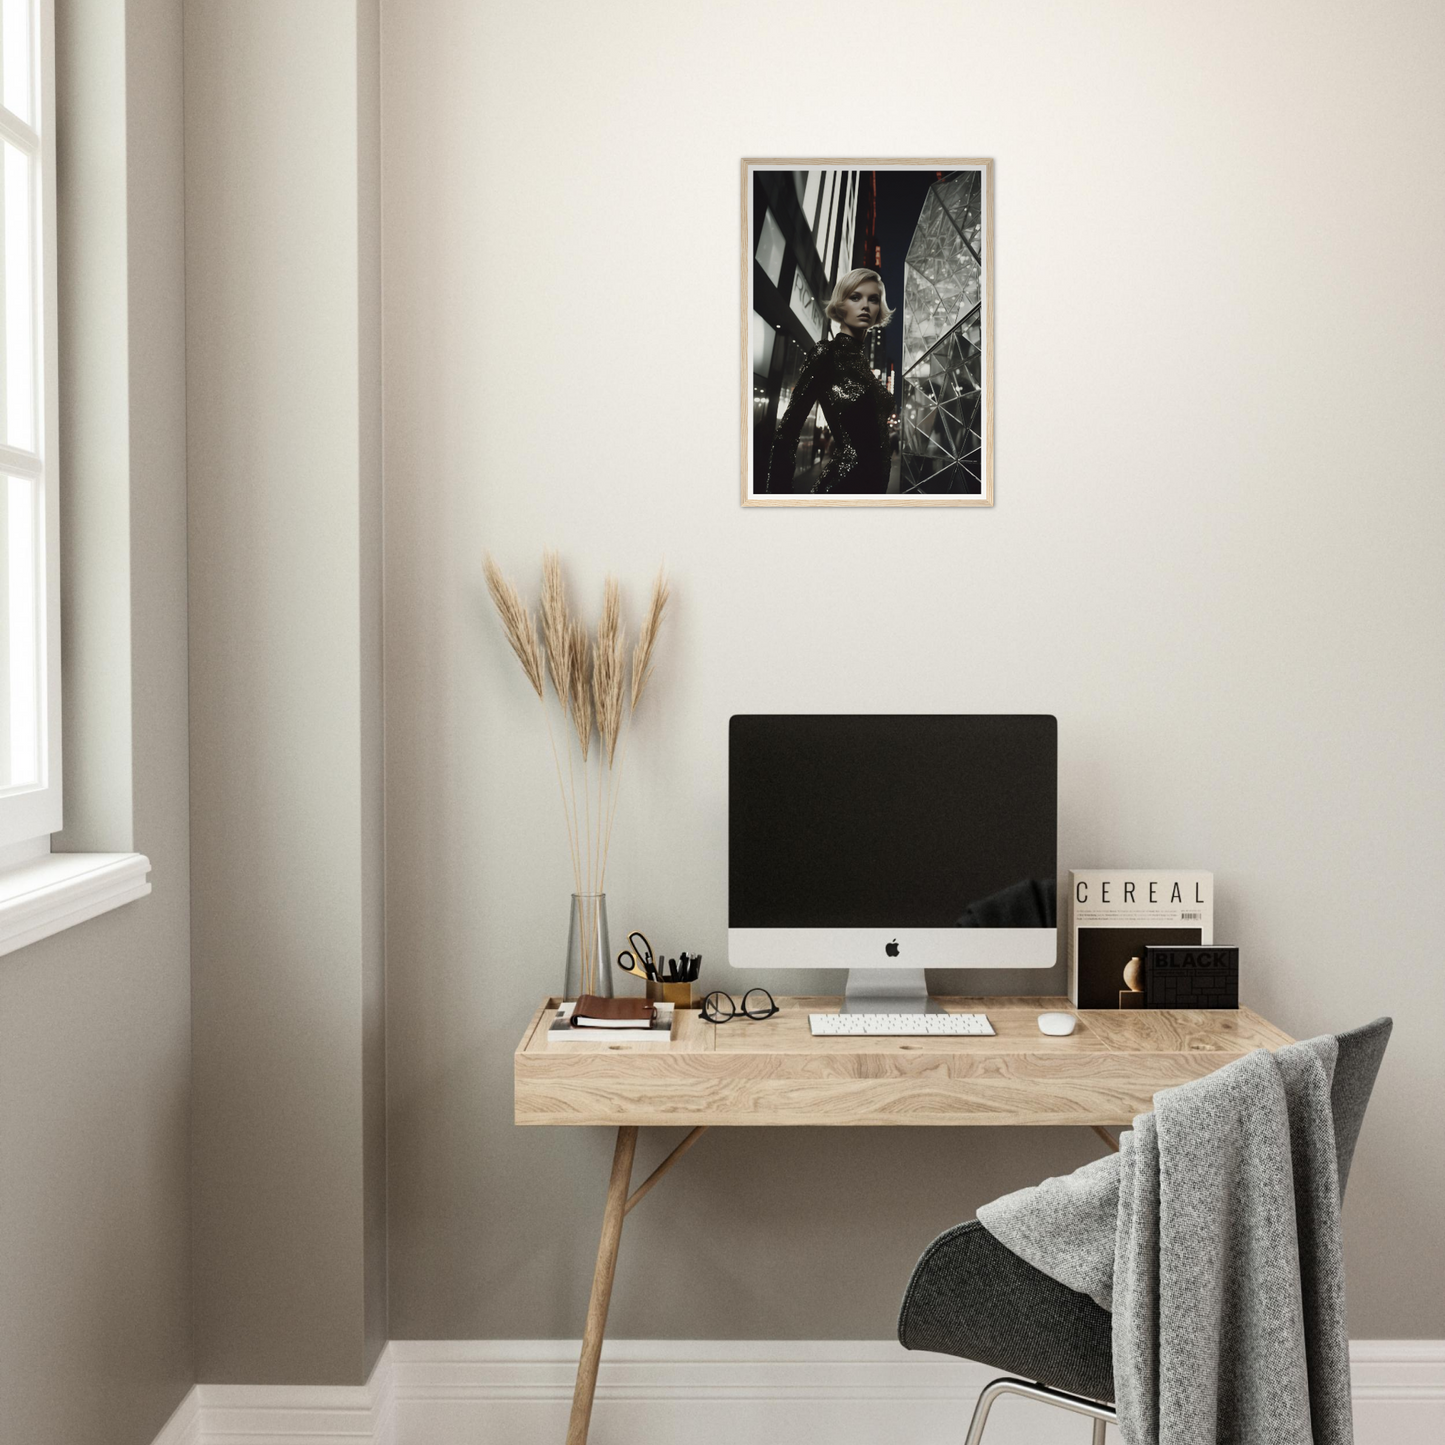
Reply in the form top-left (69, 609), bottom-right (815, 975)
top-left (648, 979), bottom-right (693, 1009)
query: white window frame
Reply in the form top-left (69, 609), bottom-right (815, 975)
top-left (0, 0), bottom-right (59, 852)
top-left (0, 0), bottom-right (150, 955)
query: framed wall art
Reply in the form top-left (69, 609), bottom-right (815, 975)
top-left (742, 158), bottom-right (993, 508)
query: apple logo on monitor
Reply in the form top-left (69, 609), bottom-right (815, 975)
top-left (885, 939), bottom-right (900, 957)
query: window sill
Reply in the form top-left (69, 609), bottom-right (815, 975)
top-left (0, 852), bottom-right (152, 958)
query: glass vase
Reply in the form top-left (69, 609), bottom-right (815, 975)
top-left (564, 893), bottom-right (612, 1001)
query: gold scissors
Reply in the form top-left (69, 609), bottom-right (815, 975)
top-left (616, 930), bottom-right (657, 982)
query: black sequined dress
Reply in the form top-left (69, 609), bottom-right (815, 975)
top-left (764, 332), bottom-right (893, 494)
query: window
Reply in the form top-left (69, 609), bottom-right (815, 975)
top-left (0, 0), bottom-right (149, 952)
top-left (0, 0), bottom-right (57, 855)
top-left (789, 268), bottom-right (824, 344)
top-left (755, 207), bottom-right (785, 289)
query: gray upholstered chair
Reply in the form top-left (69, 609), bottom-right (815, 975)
top-left (898, 1018), bottom-right (1392, 1444)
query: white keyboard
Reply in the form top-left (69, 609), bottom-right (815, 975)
top-left (808, 1012), bottom-right (994, 1037)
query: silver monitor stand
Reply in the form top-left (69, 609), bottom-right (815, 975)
top-left (840, 967), bottom-right (942, 1015)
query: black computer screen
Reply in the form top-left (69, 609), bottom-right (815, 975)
top-left (728, 715), bottom-right (1057, 928)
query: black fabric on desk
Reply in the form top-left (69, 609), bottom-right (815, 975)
top-left (955, 876), bottom-right (1057, 929)
top-left (897, 1219), bottom-right (1115, 1403)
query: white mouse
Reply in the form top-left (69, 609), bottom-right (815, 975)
top-left (1037, 1011), bottom-right (1078, 1036)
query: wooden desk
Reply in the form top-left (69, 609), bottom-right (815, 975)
top-left (514, 995), bottom-right (1293, 1444)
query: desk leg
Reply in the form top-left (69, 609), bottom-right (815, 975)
top-left (566, 1125), bottom-right (638, 1445)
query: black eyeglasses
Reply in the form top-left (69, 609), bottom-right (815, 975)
top-left (700, 988), bottom-right (778, 1023)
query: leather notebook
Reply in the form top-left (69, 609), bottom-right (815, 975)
top-left (571, 995), bottom-right (657, 1028)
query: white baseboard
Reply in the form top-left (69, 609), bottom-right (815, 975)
top-left (150, 1339), bottom-right (1445, 1445)
top-left (149, 1353), bottom-right (395, 1445)
top-left (150, 1386), bottom-right (200, 1445)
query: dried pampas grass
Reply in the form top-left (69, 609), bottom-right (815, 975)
top-left (483, 554), bottom-right (544, 700)
top-left (593, 578), bottom-right (625, 766)
top-left (540, 550), bottom-right (572, 708)
top-left (483, 551), bottom-right (669, 921)
top-left (567, 618), bottom-right (593, 761)
top-left (631, 568), bottom-right (669, 710)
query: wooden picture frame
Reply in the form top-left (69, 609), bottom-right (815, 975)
top-left (742, 158), bottom-right (994, 508)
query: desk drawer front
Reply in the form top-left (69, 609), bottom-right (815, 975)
top-left (514, 1049), bottom-right (1250, 1127)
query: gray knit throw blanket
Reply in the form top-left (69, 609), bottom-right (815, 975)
top-left (977, 1037), bottom-right (1353, 1445)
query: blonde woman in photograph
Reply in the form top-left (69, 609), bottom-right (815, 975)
top-left (764, 268), bottom-right (896, 495)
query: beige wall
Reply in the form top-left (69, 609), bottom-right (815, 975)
top-left (12, 2), bottom-right (1443, 1431)
top-left (186, 0), bottom-right (385, 1386)
top-left (0, 2), bottom-right (193, 1443)
top-left (382, 0), bottom-right (1445, 1342)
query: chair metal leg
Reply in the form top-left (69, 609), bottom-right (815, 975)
top-left (961, 1379), bottom-right (1008, 1445)
top-left (963, 1377), bottom-right (1117, 1445)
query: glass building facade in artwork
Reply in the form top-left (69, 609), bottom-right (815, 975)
top-left (899, 171), bottom-right (984, 494)
top-left (750, 168), bottom-right (862, 494)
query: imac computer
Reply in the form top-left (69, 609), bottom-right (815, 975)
top-left (728, 714), bottom-right (1058, 1013)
